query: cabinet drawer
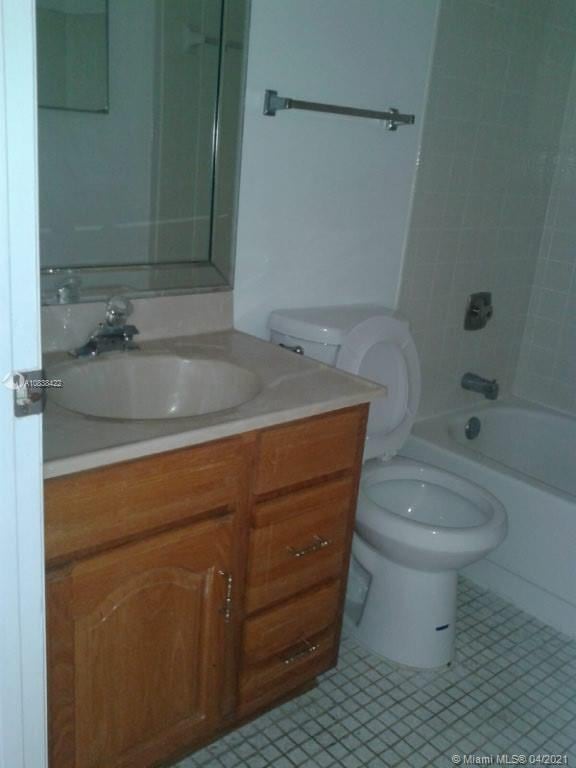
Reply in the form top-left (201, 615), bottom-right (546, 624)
top-left (239, 625), bottom-right (338, 718)
top-left (245, 478), bottom-right (355, 613)
top-left (243, 580), bottom-right (341, 666)
top-left (254, 407), bottom-right (366, 495)
top-left (45, 436), bottom-right (250, 566)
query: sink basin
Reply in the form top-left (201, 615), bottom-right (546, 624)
top-left (48, 353), bottom-right (261, 420)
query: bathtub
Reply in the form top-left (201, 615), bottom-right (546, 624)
top-left (403, 397), bottom-right (576, 636)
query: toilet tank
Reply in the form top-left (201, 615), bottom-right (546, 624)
top-left (268, 305), bottom-right (394, 366)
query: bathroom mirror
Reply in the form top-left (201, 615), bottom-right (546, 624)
top-left (37, 0), bottom-right (249, 304)
top-left (37, 0), bottom-right (109, 113)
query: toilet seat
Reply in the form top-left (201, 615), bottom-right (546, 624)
top-left (336, 315), bottom-right (421, 460)
top-left (357, 458), bottom-right (507, 571)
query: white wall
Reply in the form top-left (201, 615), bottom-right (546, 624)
top-left (233, 0), bottom-right (439, 339)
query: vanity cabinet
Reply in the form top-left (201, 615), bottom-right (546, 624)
top-left (44, 405), bottom-right (368, 768)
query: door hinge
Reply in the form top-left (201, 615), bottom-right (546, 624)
top-left (3, 368), bottom-right (47, 417)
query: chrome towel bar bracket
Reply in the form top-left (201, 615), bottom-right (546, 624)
top-left (263, 89), bottom-right (415, 131)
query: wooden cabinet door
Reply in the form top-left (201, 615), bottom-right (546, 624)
top-left (48, 516), bottom-right (234, 768)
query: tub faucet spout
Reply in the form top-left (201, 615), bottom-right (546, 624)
top-left (461, 372), bottom-right (499, 400)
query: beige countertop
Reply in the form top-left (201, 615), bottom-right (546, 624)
top-left (43, 330), bottom-right (385, 479)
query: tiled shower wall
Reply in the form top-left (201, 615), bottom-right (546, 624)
top-left (514, 55), bottom-right (576, 414)
top-left (398, 0), bottom-right (576, 418)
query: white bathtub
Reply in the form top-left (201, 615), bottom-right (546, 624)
top-left (403, 397), bottom-right (576, 636)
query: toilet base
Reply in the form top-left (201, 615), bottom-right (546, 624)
top-left (345, 534), bottom-right (457, 669)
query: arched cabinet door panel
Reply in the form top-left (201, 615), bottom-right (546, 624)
top-left (48, 515), bottom-right (234, 768)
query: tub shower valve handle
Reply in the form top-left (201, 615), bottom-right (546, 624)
top-left (464, 292), bottom-right (493, 331)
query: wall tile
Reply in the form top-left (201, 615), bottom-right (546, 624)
top-left (398, 0), bottom-right (576, 418)
top-left (515, 46), bottom-right (576, 413)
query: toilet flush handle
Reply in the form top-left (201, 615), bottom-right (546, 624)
top-left (279, 343), bottom-right (304, 355)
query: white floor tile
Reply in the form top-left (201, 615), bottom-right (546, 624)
top-left (172, 579), bottom-right (576, 767)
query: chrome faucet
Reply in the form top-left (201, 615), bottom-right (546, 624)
top-left (70, 296), bottom-right (140, 358)
top-left (461, 372), bottom-right (499, 400)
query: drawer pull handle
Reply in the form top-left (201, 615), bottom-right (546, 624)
top-left (217, 570), bottom-right (233, 623)
top-left (282, 639), bottom-right (320, 666)
top-left (287, 535), bottom-right (331, 559)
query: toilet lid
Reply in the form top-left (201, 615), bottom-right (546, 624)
top-left (336, 315), bottom-right (421, 460)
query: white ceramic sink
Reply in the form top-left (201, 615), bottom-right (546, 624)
top-left (48, 353), bottom-right (261, 420)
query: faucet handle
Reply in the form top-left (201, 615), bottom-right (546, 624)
top-left (105, 295), bottom-right (134, 327)
top-left (122, 324), bottom-right (139, 340)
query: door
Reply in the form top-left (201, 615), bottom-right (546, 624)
top-left (0, 2), bottom-right (47, 768)
top-left (48, 516), bottom-right (234, 768)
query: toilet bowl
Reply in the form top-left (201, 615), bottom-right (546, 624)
top-left (358, 458), bottom-right (507, 571)
top-left (348, 457), bottom-right (506, 667)
top-left (268, 305), bottom-right (508, 668)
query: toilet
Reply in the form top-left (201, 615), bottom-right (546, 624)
top-left (269, 305), bottom-right (507, 669)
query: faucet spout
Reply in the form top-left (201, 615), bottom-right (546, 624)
top-left (461, 372), bottom-right (499, 400)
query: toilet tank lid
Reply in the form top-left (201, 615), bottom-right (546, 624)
top-left (268, 304), bottom-right (398, 345)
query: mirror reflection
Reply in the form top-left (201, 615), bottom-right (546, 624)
top-left (37, 0), bottom-right (249, 304)
top-left (37, 0), bottom-right (109, 113)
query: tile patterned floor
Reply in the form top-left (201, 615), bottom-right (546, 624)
top-left (174, 579), bottom-right (576, 768)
